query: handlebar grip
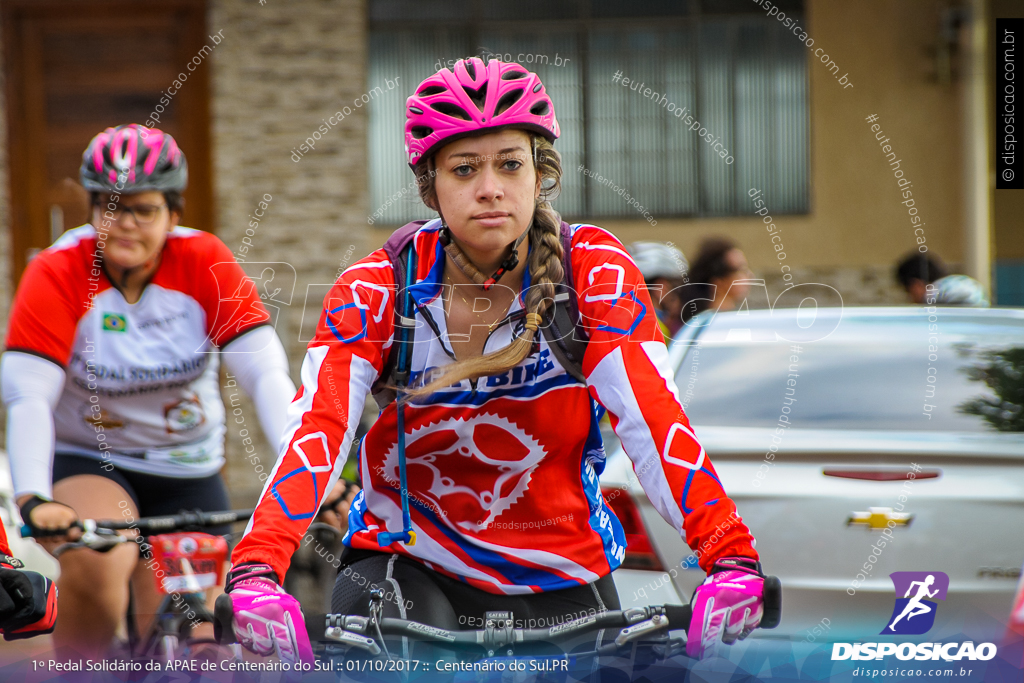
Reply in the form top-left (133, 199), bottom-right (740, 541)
top-left (20, 522), bottom-right (82, 538)
top-left (760, 575), bottom-right (782, 629)
top-left (663, 604), bottom-right (692, 630)
top-left (213, 593), bottom-right (236, 644)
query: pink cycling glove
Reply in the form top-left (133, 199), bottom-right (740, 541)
top-left (223, 563), bottom-right (314, 666)
top-left (687, 556), bottom-right (765, 659)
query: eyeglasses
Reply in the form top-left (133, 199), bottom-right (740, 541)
top-left (97, 203), bottom-right (167, 226)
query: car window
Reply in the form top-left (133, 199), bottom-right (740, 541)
top-left (675, 313), bottom-right (1024, 433)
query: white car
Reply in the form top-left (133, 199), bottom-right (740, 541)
top-left (605, 306), bottom-right (1024, 643)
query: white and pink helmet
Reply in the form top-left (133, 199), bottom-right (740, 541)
top-left (80, 124), bottom-right (187, 193)
top-left (405, 57), bottom-right (560, 168)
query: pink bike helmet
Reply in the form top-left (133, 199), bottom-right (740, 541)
top-left (80, 124), bottom-right (187, 193)
top-left (405, 57), bottom-right (560, 168)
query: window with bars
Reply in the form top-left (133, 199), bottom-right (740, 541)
top-left (368, 0), bottom-right (808, 225)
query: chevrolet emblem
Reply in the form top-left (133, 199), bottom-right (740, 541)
top-left (846, 507), bottom-right (913, 530)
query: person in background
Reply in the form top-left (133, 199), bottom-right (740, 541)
top-left (680, 237), bottom-right (753, 324)
top-left (895, 252), bottom-right (947, 304)
top-left (930, 274), bottom-right (990, 307)
top-left (2, 124), bottom-right (297, 659)
top-left (627, 241), bottom-right (688, 341)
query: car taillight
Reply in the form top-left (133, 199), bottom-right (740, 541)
top-left (602, 486), bottom-right (664, 571)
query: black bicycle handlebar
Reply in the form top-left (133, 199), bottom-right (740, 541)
top-left (21, 508), bottom-right (254, 539)
top-left (365, 604), bottom-right (693, 644)
top-left (217, 576), bottom-right (779, 661)
top-left (94, 508), bottom-right (255, 533)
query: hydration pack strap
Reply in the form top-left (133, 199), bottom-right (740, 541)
top-left (371, 220), bottom-right (590, 407)
top-left (539, 222), bottom-right (588, 383)
top-left (370, 220), bottom-right (428, 410)
top-left (375, 225), bottom-right (419, 549)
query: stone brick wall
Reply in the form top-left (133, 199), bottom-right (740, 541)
top-left (760, 264), bottom-right (910, 307)
top-left (207, 0), bottom-right (370, 507)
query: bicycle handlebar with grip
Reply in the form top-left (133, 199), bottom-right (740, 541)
top-left (359, 605), bottom-right (694, 645)
top-left (662, 604), bottom-right (693, 630)
top-left (19, 522), bottom-right (83, 538)
top-left (213, 593), bottom-right (237, 645)
top-left (22, 509), bottom-right (255, 538)
top-left (760, 575), bottom-right (782, 629)
top-left (94, 509), bottom-right (255, 532)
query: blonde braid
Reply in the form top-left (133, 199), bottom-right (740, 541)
top-left (407, 135), bottom-right (563, 397)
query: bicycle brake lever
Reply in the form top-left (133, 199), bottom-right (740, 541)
top-left (324, 626), bottom-right (382, 655)
top-left (78, 521), bottom-right (123, 551)
top-left (613, 614), bottom-right (670, 647)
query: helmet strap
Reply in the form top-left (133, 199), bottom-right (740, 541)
top-left (441, 222), bottom-right (529, 291)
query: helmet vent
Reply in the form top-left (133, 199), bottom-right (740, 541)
top-left (501, 70), bottom-right (528, 81)
top-left (409, 106), bottom-right (424, 115)
top-left (464, 60), bottom-right (477, 80)
top-left (495, 89), bottom-right (524, 116)
top-left (410, 125), bottom-right (433, 140)
top-left (430, 101), bottom-right (472, 121)
top-left (532, 82), bottom-right (543, 93)
top-left (529, 100), bottom-right (550, 116)
top-left (464, 83), bottom-right (488, 112)
top-left (418, 85), bottom-right (447, 96)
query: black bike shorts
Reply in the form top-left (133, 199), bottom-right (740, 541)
top-left (332, 547), bottom-right (621, 636)
top-left (52, 452), bottom-right (233, 536)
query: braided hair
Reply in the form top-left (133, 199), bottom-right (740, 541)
top-left (409, 134), bottom-right (563, 396)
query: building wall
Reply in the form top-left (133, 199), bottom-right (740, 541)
top-left (208, 0), bottom-right (369, 506)
top-left (992, 0), bottom-right (1024, 265)
top-left (647, 0), bottom-right (962, 301)
top-left (0, 27), bottom-right (10, 347)
top-left (369, 0), bottom-right (970, 306)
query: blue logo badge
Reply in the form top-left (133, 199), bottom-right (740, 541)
top-left (881, 571), bottom-right (949, 635)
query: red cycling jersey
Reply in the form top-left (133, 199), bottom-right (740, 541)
top-left (233, 220), bottom-right (757, 594)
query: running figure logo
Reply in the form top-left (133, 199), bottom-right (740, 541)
top-left (881, 571), bottom-right (949, 635)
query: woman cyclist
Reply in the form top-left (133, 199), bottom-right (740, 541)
top-left (222, 59), bottom-right (771, 664)
top-left (1, 124), bottom-right (296, 658)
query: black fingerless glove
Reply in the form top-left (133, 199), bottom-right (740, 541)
top-left (0, 559), bottom-right (57, 640)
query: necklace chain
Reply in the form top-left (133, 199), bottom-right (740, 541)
top-left (444, 274), bottom-right (513, 333)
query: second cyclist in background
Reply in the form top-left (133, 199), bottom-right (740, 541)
top-left (1, 124), bottom-right (297, 659)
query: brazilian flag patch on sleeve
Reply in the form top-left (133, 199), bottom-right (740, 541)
top-left (102, 313), bottom-right (128, 332)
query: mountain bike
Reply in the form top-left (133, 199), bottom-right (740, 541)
top-left (23, 507), bottom-right (253, 664)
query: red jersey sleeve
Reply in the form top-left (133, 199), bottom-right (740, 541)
top-left (231, 250), bottom-right (395, 581)
top-left (571, 225), bottom-right (758, 572)
top-left (168, 231), bottom-right (271, 347)
top-left (5, 251), bottom-right (88, 366)
top-left (0, 521), bottom-right (10, 558)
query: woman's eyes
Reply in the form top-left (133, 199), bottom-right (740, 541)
top-left (451, 159), bottom-right (524, 176)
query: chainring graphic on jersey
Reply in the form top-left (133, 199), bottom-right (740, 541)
top-left (380, 414), bottom-right (547, 533)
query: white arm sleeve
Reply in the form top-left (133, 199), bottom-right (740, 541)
top-left (1, 352), bottom-right (66, 499)
top-left (221, 325), bottom-right (297, 455)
